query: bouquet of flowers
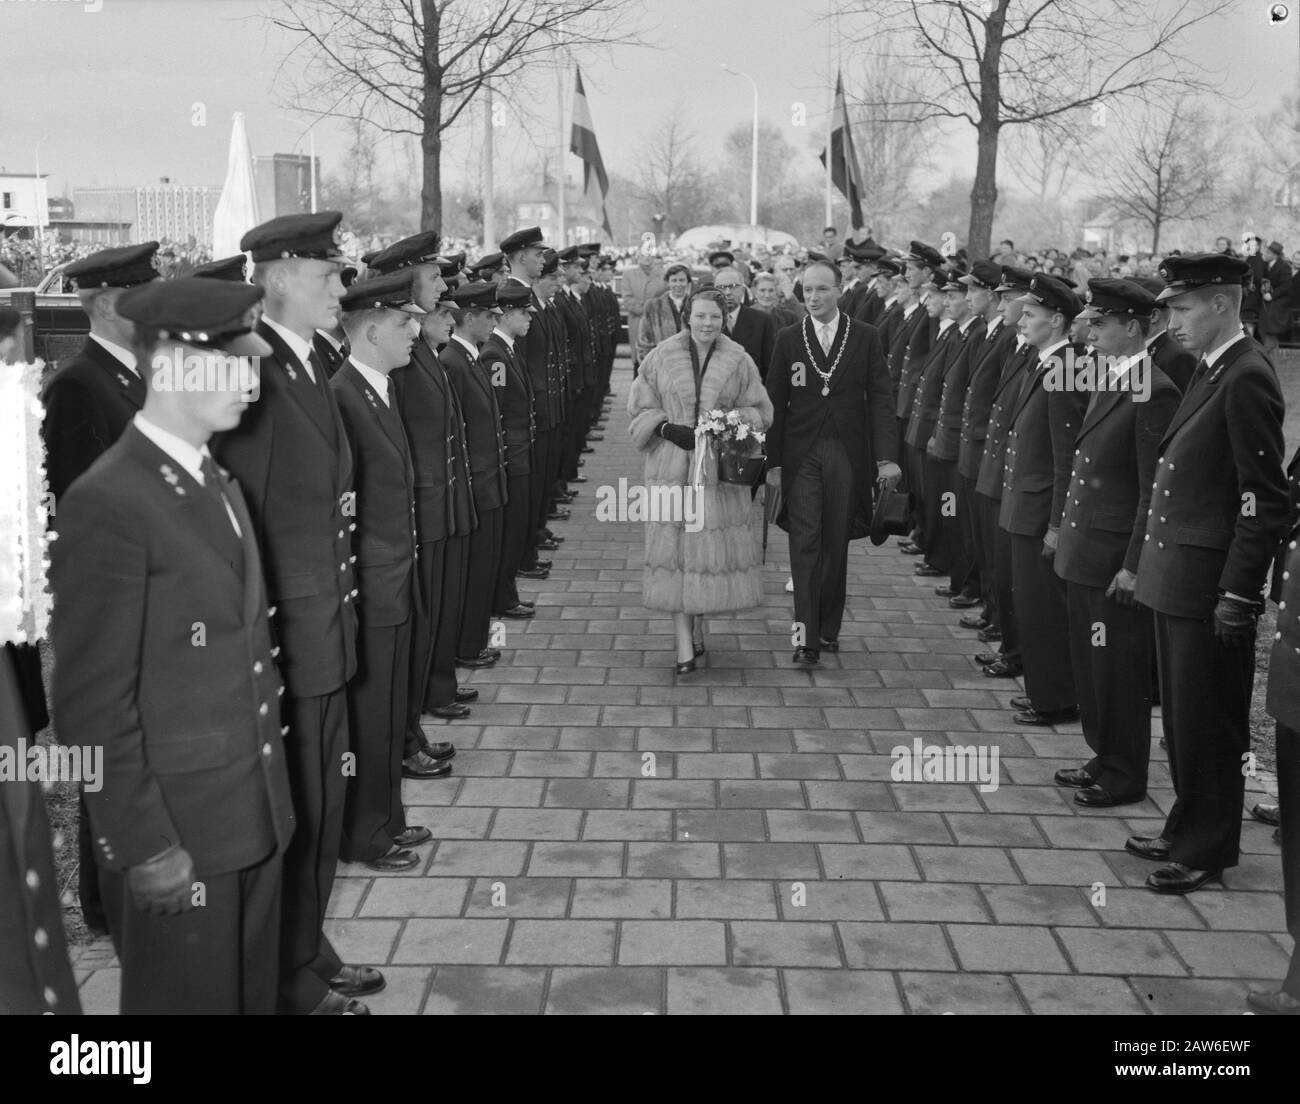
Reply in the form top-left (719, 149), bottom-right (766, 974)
top-left (694, 408), bottom-right (766, 487)
top-left (0, 361), bottom-right (53, 646)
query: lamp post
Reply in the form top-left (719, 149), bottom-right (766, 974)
top-left (276, 116), bottom-right (319, 213)
top-left (33, 133), bottom-right (49, 273)
top-left (721, 64), bottom-right (759, 228)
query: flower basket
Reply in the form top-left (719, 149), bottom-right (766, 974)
top-left (695, 408), bottom-right (766, 487)
top-left (716, 446), bottom-right (766, 487)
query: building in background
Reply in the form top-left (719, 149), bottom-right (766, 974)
top-left (253, 153), bottom-right (319, 220)
top-left (515, 173), bottom-right (602, 249)
top-left (0, 173), bottom-right (51, 237)
top-left (74, 181), bottom-right (220, 246)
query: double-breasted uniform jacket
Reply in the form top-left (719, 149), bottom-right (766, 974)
top-left (1147, 329), bottom-right (1197, 394)
top-left (1054, 362), bottom-right (1181, 588)
top-left (51, 424), bottom-right (295, 877)
top-left (214, 319), bottom-right (358, 699)
top-left (1267, 511), bottom-right (1300, 726)
top-left (903, 320), bottom-right (960, 450)
top-left (1134, 336), bottom-right (1290, 618)
top-left (998, 339), bottom-right (1089, 537)
top-left (313, 331), bottom-right (347, 380)
top-left (876, 298), bottom-right (904, 351)
top-left (394, 336), bottom-right (476, 544)
top-left (481, 329), bottom-right (535, 478)
top-left (726, 304), bottom-right (778, 384)
top-left (441, 337), bottom-right (509, 513)
top-left (330, 361), bottom-right (417, 627)
top-left (974, 340), bottom-right (1035, 501)
top-left (766, 314), bottom-right (898, 533)
top-left (557, 287), bottom-right (597, 389)
top-left (637, 293), bottom-right (688, 362)
top-left (545, 297), bottom-right (573, 417)
top-left (40, 337), bottom-right (146, 503)
top-left (508, 278), bottom-right (562, 431)
top-left (894, 310), bottom-right (936, 420)
top-left (933, 316), bottom-right (988, 461)
top-left (957, 317), bottom-right (1019, 482)
top-left (886, 304), bottom-right (923, 393)
top-left (0, 650), bottom-right (80, 1014)
top-left (588, 281), bottom-right (620, 363)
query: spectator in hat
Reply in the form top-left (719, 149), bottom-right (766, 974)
top-left (638, 263), bottom-right (694, 362)
top-left (621, 252), bottom-right (666, 373)
top-left (1259, 240), bottom-right (1293, 353)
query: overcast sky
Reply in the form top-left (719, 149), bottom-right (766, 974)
top-left (0, 0), bottom-right (1291, 202)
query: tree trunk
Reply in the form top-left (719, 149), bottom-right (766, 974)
top-left (968, 120), bottom-right (999, 261)
top-left (421, 0), bottom-right (443, 231)
top-left (1151, 218), bottom-right (1161, 254)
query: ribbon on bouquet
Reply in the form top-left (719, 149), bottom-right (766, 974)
top-left (690, 425), bottom-right (708, 492)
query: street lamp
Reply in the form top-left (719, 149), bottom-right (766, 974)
top-left (276, 115), bottom-right (319, 213)
top-left (33, 133), bottom-right (49, 271)
top-left (721, 64), bottom-right (759, 228)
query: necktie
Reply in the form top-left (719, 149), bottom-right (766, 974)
top-left (304, 349), bottom-right (321, 385)
top-left (1190, 357), bottom-right (1210, 386)
top-left (819, 324), bottom-right (833, 355)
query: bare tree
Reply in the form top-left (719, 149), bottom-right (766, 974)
top-left (1004, 115), bottom-right (1098, 205)
top-left (835, 0), bottom-right (1229, 258)
top-left (1103, 100), bottom-right (1225, 252)
top-left (270, 0), bottom-right (645, 230)
top-left (631, 105), bottom-right (713, 236)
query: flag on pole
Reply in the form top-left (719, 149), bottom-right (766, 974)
top-left (819, 72), bottom-right (865, 230)
top-left (569, 66), bottom-right (613, 238)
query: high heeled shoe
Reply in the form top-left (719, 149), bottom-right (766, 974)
top-left (675, 657), bottom-right (697, 674)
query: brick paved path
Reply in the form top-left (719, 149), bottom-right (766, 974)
top-left (73, 354), bottom-right (1290, 1014)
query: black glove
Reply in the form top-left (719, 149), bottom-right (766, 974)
top-left (658, 422), bottom-right (695, 450)
top-left (1213, 595), bottom-right (1258, 647)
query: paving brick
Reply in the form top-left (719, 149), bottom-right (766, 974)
top-left (777, 880), bottom-right (884, 922)
top-left (424, 966), bottom-right (548, 1015)
top-left (570, 878), bottom-right (673, 918)
top-left (782, 969), bottom-right (904, 1014)
top-left (544, 778), bottom-right (629, 808)
top-left (592, 751), bottom-right (676, 778)
top-left (945, 813), bottom-right (1046, 848)
top-left (528, 842), bottom-right (625, 877)
top-left (913, 844), bottom-right (1021, 884)
top-left (1015, 973), bottom-right (1149, 1015)
top-left (899, 972), bottom-right (1026, 1014)
top-left (393, 919), bottom-right (509, 964)
top-left (1187, 889), bottom-right (1289, 933)
top-left (947, 923), bottom-right (1071, 973)
top-left (666, 967), bottom-right (784, 1014)
top-left (463, 877), bottom-right (572, 918)
top-left (509, 750), bottom-right (594, 776)
top-left (429, 840), bottom-right (530, 877)
top-left (839, 922), bottom-right (956, 971)
top-left (675, 880), bottom-right (779, 920)
top-left (544, 967), bottom-right (663, 1015)
top-left (633, 779), bottom-right (717, 807)
top-left (981, 885), bottom-right (1096, 927)
top-left (819, 843), bottom-right (921, 881)
top-left (620, 922), bottom-right (727, 965)
top-left (766, 810), bottom-right (860, 842)
top-left (723, 843), bottom-right (821, 879)
top-left (879, 882), bottom-right (989, 923)
top-left (507, 920), bottom-right (616, 965)
top-left (677, 810), bottom-right (767, 841)
top-left (1055, 927), bottom-right (1186, 976)
top-left (627, 842), bottom-right (722, 878)
top-left (455, 779), bottom-right (545, 807)
top-left (359, 878), bottom-right (470, 918)
top-left (490, 808), bottom-right (583, 840)
top-left (1164, 930), bottom-right (1292, 979)
top-left (582, 810), bottom-right (673, 841)
top-left (730, 921), bottom-right (842, 967)
top-left (673, 753), bottom-right (756, 779)
top-left (406, 807), bottom-right (494, 840)
top-left (1127, 976), bottom-right (1257, 1016)
top-left (719, 780), bottom-right (807, 809)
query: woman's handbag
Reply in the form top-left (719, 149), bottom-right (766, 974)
top-left (715, 446), bottom-right (767, 487)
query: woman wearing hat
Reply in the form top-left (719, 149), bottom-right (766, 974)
top-left (1260, 241), bottom-right (1293, 353)
top-left (628, 288), bottom-right (773, 673)
top-left (636, 263), bottom-right (694, 363)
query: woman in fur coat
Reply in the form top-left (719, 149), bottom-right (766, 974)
top-left (627, 288), bottom-right (774, 672)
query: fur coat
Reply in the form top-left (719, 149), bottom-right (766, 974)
top-left (627, 331), bottom-right (774, 613)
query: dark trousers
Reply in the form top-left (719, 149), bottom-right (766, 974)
top-left (991, 511), bottom-right (1019, 660)
top-left (77, 793), bottom-right (107, 933)
top-left (459, 505), bottom-right (504, 658)
top-left (1277, 722), bottom-right (1300, 996)
top-left (521, 430), bottom-right (555, 568)
top-left (905, 443), bottom-right (927, 547)
top-left (922, 453), bottom-right (956, 573)
top-left (532, 427), bottom-right (559, 532)
top-left (278, 689), bottom-right (348, 1013)
top-left (895, 416), bottom-right (910, 475)
top-left (955, 475), bottom-right (982, 599)
top-left (1155, 612), bottom-right (1253, 871)
top-left (976, 492), bottom-right (1000, 626)
top-left (415, 535), bottom-right (469, 719)
top-left (564, 386), bottom-right (593, 478)
top-left (1010, 533), bottom-right (1075, 712)
top-left (495, 473), bottom-right (532, 612)
top-left (788, 437), bottom-right (855, 647)
top-left (1066, 580), bottom-right (1153, 795)
top-left (342, 616), bottom-right (411, 862)
top-left (102, 851), bottom-right (282, 1014)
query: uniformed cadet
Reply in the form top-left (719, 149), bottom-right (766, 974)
top-left (214, 212), bottom-right (373, 1014)
top-left (972, 266), bottom-right (1035, 679)
top-left (40, 240), bottom-right (161, 938)
top-left (999, 273), bottom-right (1087, 724)
top-left (1131, 274), bottom-right (1198, 393)
top-left (469, 251), bottom-right (506, 285)
top-left (1053, 279), bottom-right (1181, 807)
top-left (485, 282), bottom-right (540, 620)
top-left (333, 272), bottom-right (431, 873)
top-left (929, 267), bottom-right (986, 604)
top-left (581, 243), bottom-right (619, 414)
top-left (0, 647), bottom-right (80, 1015)
top-left (50, 278), bottom-right (296, 1014)
top-left (191, 254), bottom-right (249, 282)
top-left (955, 262), bottom-right (1020, 627)
top-left (535, 249), bottom-right (573, 527)
top-left (442, 281), bottom-right (510, 668)
top-left (556, 245), bottom-right (598, 492)
top-left (1129, 253), bottom-right (1290, 894)
top-left (894, 242), bottom-right (942, 552)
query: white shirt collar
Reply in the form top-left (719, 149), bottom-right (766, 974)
top-left (133, 412), bottom-right (211, 486)
top-left (350, 357), bottom-right (392, 405)
top-left (1037, 337), bottom-right (1069, 366)
top-left (1015, 335), bottom-right (1029, 351)
top-left (90, 333), bottom-right (138, 375)
top-left (263, 316), bottom-right (316, 373)
top-left (315, 329), bottom-right (344, 353)
top-left (902, 302), bottom-right (919, 318)
top-left (1204, 332), bottom-right (1246, 370)
top-left (813, 311), bottom-right (841, 332)
top-left (491, 326), bottom-right (515, 351)
top-left (937, 317), bottom-right (955, 334)
top-left (985, 316), bottom-right (1002, 338)
top-left (883, 295), bottom-right (897, 308)
top-left (451, 334), bottom-right (479, 361)
top-left (957, 314), bottom-right (978, 334)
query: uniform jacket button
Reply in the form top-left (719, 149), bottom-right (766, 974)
top-left (253, 661), bottom-right (263, 674)
top-left (259, 702), bottom-right (269, 716)
top-left (262, 743), bottom-right (273, 757)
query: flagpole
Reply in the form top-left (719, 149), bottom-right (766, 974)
top-left (824, 9), bottom-right (833, 229)
top-left (557, 59), bottom-right (568, 247)
top-left (483, 84), bottom-right (496, 251)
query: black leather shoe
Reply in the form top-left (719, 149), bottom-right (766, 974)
top-left (793, 646), bottom-right (821, 667)
top-left (1125, 835), bottom-right (1171, 861)
top-left (517, 567), bottom-right (550, 580)
top-left (1251, 802), bottom-right (1281, 827)
top-left (587, 434), bottom-right (604, 442)
top-left (425, 740), bottom-right (456, 759)
top-left (1247, 990), bottom-right (1300, 1015)
top-left (949, 594), bottom-right (981, 609)
top-left (818, 638), bottom-right (839, 652)
top-left (402, 749), bottom-right (454, 778)
top-left (310, 991), bottom-right (371, 1015)
top-left (914, 562), bottom-right (943, 577)
top-left (454, 688), bottom-right (478, 704)
top-left (531, 559), bottom-right (553, 571)
top-left (974, 652), bottom-right (1001, 666)
top-left (429, 702), bottom-right (471, 720)
top-left (535, 539), bottom-right (560, 552)
top-left (1146, 862), bottom-right (1222, 895)
top-left (1055, 767), bottom-right (1096, 787)
top-left (960, 614), bottom-right (991, 631)
top-left (581, 445), bottom-right (595, 454)
top-left (1014, 706), bottom-right (1080, 726)
top-left (456, 652), bottom-right (497, 668)
top-left (675, 657), bottom-right (697, 675)
top-left (554, 492), bottom-right (576, 504)
top-left (499, 604), bottom-right (535, 619)
top-left (899, 542), bottom-right (923, 555)
top-left (547, 508), bottom-right (571, 521)
top-left (977, 626), bottom-right (1003, 643)
top-left (934, 585), bottom-right (955, 598)
top-left (983, 658), bottom-right (1022, 678)
top-left (365, 847), bottom-right (419, 872)
top-left (543, 530), bottom-right (563, 542)
top-left (1075, 784), bottom-right (1146, 808)
top-left (329, 966), bottom-right (386, 997)
top-left (393, 826), bottom-right (433, 848)
top-left (1010, 695), bottom-right (1033, 711)
top-left (569, 475), bottom-right (589, 484)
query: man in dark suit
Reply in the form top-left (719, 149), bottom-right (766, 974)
top-left (588, 250), bottom-right (621, 403)
top-left (486, 283), bottom-right (540, 620)
top-left (332, 273), bottom-right (431, 874)
top-left (442, 282), bottom-right (509, 669)
top-left (50, 278), bottom-right (297, 1013)
top-left (214, 213), bottom-right (374, 1014)
top-left (872, 259), bottom-right (905, 349)
top-left (894, 243), bottom-right (944, 551)
top-left (39, 241), bottom-right (161, 938)
top-left (714, 266), bottom-right (777, 377)
top-left (766, 260), bottom-right (900, 666)
top-left (366, 234), bottom-right (472, 770)
top-left (1130, 253), bottom-right (1290, 895)
top-left (556, 246), bottom-right (597, 489)
top-left (1054, 279), bottom-right (1181, 808)
top-left (999, 274), bottom-right (1088, 725)
top-left (955, 262), bottom-right (1020, 630)
top-left (973, 273), bottom-right (1035, 678)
